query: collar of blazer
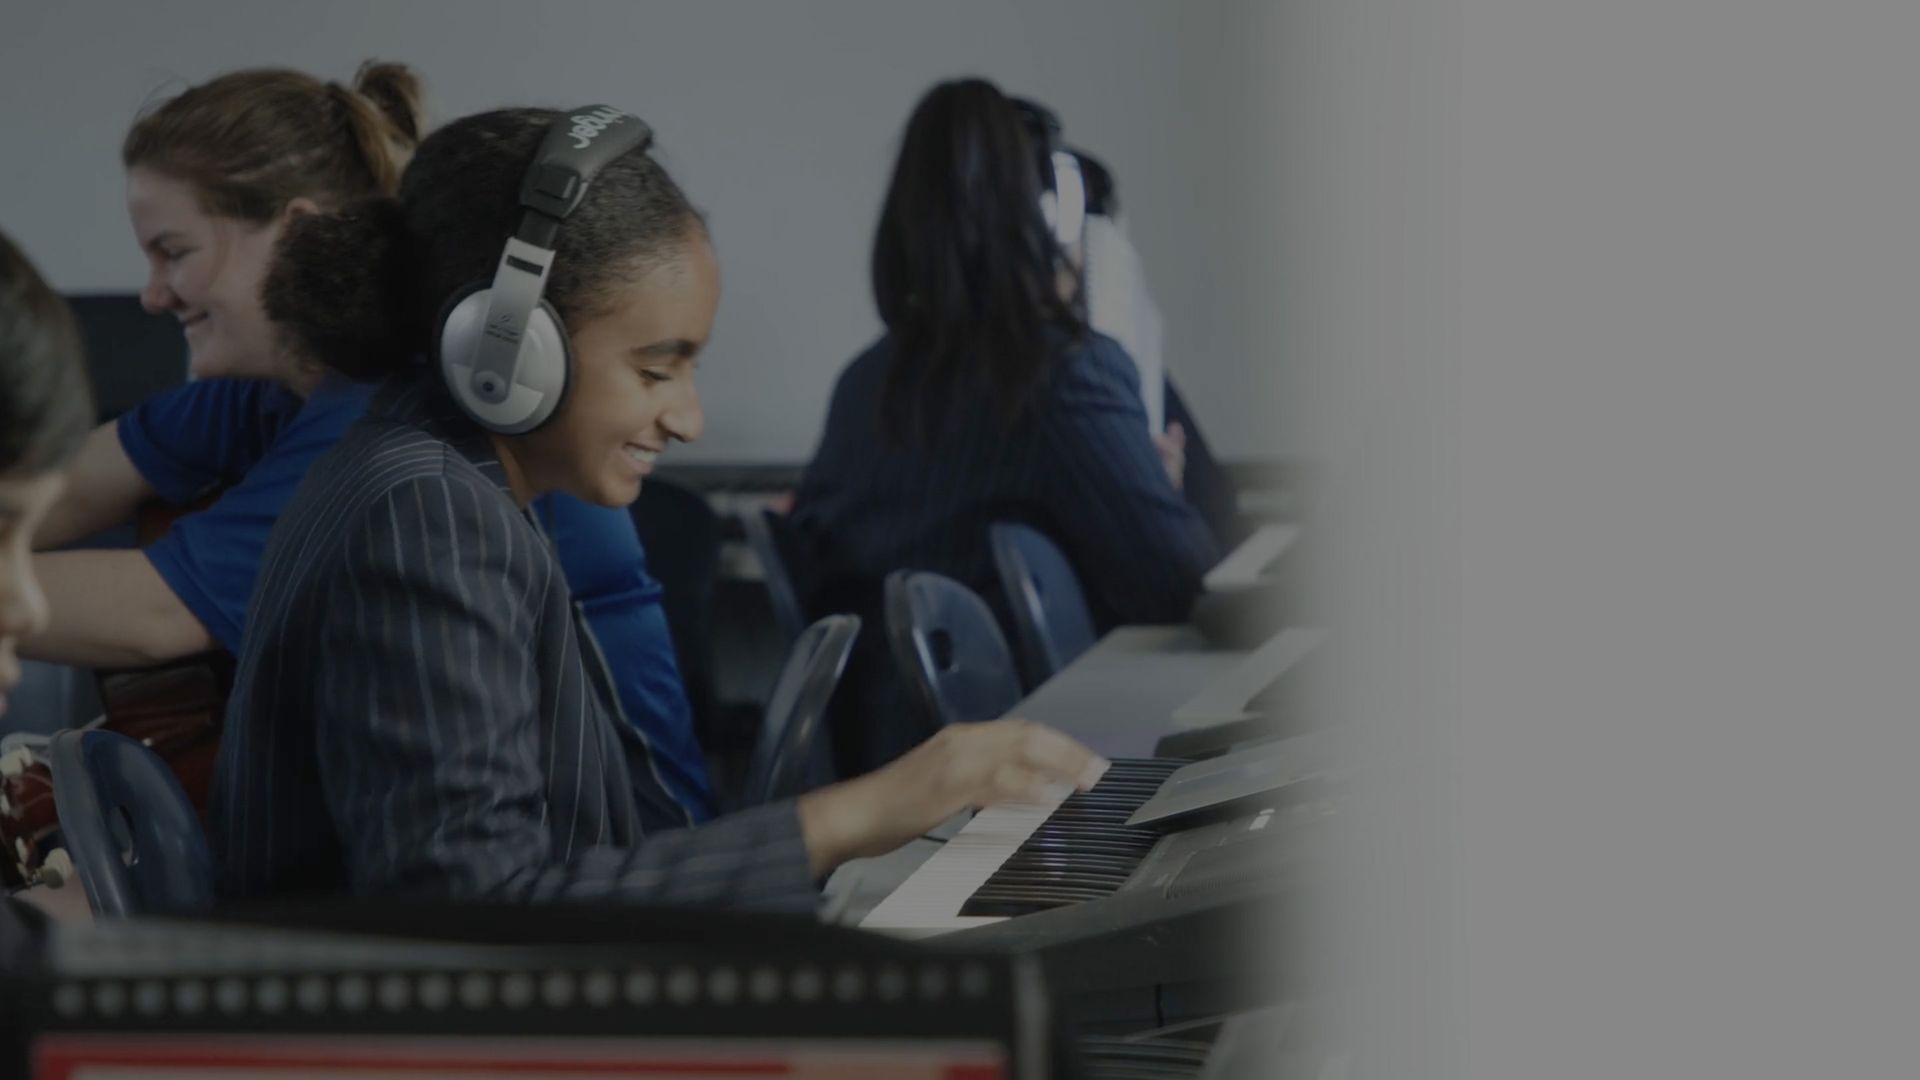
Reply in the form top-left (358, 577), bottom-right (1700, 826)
top-left (368, 369), bottom-right (518, 500)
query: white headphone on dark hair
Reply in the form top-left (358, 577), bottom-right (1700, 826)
top-left (435, 105), bottom-right (652, 435)
top-left (1014, 98), bottom-right (1087, 250)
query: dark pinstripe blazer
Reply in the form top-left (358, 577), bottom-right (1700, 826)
top-left (791, 331), bottom-right (1221, 771)
top-left (209, 375), bottom-right (814, 908)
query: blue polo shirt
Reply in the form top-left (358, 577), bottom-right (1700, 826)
top-left (117, 377), bottom-right (715, 821)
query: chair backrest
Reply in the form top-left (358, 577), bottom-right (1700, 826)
top-left (884, 571), bottom-right (1025, 728)
top-left (630, 478), bottom-right (723, 733)
top-left (743, 508), bottom-right (810, 645)
top-left (738, 614), bottom-right (861, 806)
top-left (47, 729), bottom-right (212, 918)
top-left (988, 522), bottom-right (1098, 688)
top-left (64, 294), bottom-right (188, 423)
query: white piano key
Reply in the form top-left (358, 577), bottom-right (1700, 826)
top-left (859, 790), bottom-right (1071, 937)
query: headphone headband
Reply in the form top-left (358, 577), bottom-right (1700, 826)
top-left (515, 106), bottom-right (654, 241)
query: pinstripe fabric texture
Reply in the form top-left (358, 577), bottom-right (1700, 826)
top-left (791, 331), bottom-right (1221, 772)
top-left (209, 374), bottom-right (815, 908)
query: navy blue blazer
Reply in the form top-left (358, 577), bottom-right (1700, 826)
top-left (791, 332), bottom-right (1220, 771)
top-left (209, 375), bottom-right (814, 908)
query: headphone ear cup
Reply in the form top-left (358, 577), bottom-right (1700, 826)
top-left (521, 298), bottom-right (573, 429)
top-left (436, 280), bottom-right (490, 381)
top-left (436, 284), bottom-right (573, 434)
top-left (1047, 150), bottom-right (1085, 249)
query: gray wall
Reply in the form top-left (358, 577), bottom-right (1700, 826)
top-left (0, 0), bottom-right (1279, 462)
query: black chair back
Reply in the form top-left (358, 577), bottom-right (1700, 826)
top-left (65, 294), bottom-right (187, 422)
top-left (883, 571), bottom-right (1024, 729)
top-left (629, 478), bottom-right (723, 740)
top-left (989, 521), bottom-right (1097, 688)
top-left (742, 508), bottom-right (811, 646)
top-left (48, 729), bottom-right (212, 917)
top-left (737, 614), bottom-right (861, 806)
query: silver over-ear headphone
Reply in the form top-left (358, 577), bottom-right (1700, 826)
top-left (1041, 149), bottom-right (1086, 250)
top-left (436, 105), bottom-right (653, 434)
top-left (1014, 98), bottom-right (1086, 250)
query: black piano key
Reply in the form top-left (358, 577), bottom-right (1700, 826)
top-left (1022, 840), bottom-right (1156, 855)
top-left (996, 864), bottom-right (1138, 881)
top-left (995, 849), bottom-right (1139, 866)
top-left (999, 845), bottom-right (1139, 859)
top-left (1042, 809), bottom-right (1148, 822)
top-left (964, 887), bottom-right (1115, 915)
top-left (1025, 828), bottom-right (1153, 844)
top-left (1024, 829), bottom-right (1155, 844)
top-left (996, 864), bottom-right (1136, 880)
top-left (960, 758), bottom-right (1189, 918)
top-left (1018, 834), bottom-right (1155, 853)
top-left (971, 880), bottom-right (1128, 894)
top-left (988, 878), bottom-right (1132, 895)
top-left (999, 848), bottom-right (1144, 865)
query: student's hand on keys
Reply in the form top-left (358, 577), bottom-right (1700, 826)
top-left (796, 718), bottom-right (1109, 875)
top-left (892, 717), bottom-right (1109, 814)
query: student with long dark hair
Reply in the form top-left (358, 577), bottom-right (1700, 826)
top-left (221, 105), bottom-right (1102, 904)
top-left (791, 79), bottom-right (1220, 774)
